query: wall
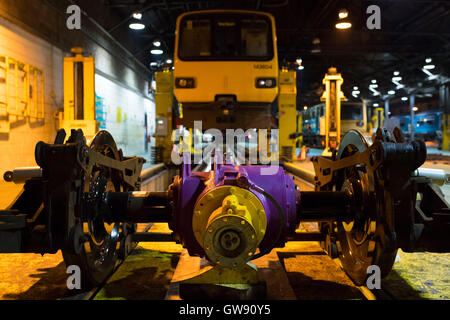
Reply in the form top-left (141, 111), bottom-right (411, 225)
top-left (0, 3), bottom-right (156, 175)
top-left (95, 73), bottom-right (155, 160)
top-left (0, 16), bottom-right (64, 173)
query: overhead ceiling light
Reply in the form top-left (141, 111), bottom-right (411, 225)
top-left (336, 9), bottom-right (352, 30)
top-left (423, 64), bottom-right (435, 70)
top-left (353, 86), bottom-right (358, 90)
top-left (425, 57), bottom-right (432, 63)
top-left (371, 79), bottom-right (377, 84)
top-left (338, 9), bottom-right (349, 19)
top-left (296, 58), bottom-right (302, 64)
top-left (151, 49), bottom-right (164, 55)
top-left (369, 84), bottom-right (378, 88)
top-left (311, 38), bottom-right (321, 53)
top-left (392, 76), bottom-right (402, 81)
top-left (298, 65), bottom-right (304, 70)
top-left (166, 59), bottom-right (173, 64)
top-left (374, 103), bottom-right (379, 107)
top-left (153, 40), bottom-right (161, 47)
top-left (132, 12), bottom-right (143, 20)
top-left (401, 97), bottom-right (408, 101)
top-left (336, 21), bottom-right (352, 29)
top-left (150, 62), bottom-right (158, 67)
top-left (303, 106), bottom-right (308, 110)
top-left (393, 71), bottom-right (400, 76)
top-left (129, 22), bottom-right (145, 30)
top-left (388, 90), bottom-right (395, 95)
top-left (413, 106), bottom-right (418, 112)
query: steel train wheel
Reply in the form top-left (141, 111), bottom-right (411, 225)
top-left (62, 131), bottom-right (135, 289)
top-left (334, 130), bottom-right (398, 285)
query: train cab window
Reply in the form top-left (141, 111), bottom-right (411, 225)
top-left (178, 14), bottom-right (273, 61)
top-left (180, 19), bottom-right (211, 57)
top-left (214, 20), bottom-right (239, 57)
top-left (241, 20), bottom-right (269, 57)
top-left (341, 104), bottom-right (363, 120)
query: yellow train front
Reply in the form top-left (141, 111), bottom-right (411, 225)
top-left (173, 10), bottom-right (278, 130)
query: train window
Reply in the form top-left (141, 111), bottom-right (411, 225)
top-left (180, 19), bottom-right (211, 57)
top-left (214, 19), bottom-right (239, 57)
top-left (341, 104), bottom-right (363, 120)
top-left (178, 14), bottom-right (273, 61)
top-left (241, 20), bottom-right (269, 57)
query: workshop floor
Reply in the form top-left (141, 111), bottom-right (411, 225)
top-left (0, 158), bottom-right (449, 300)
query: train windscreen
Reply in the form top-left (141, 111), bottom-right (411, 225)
top-left (341, 103), bottom-right (363, 120)
top-left (178, 13), bottom-right (274, 61)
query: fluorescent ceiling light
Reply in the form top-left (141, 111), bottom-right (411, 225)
top-left (132, 12), bottom-right (142, 20)
top-left (336, 22), bottom-right (352, 29)
top-left (166, 59), bottom-right (173, 64)
top-left (153, 40), bottom-right (161, 47)
top-left (151, 49), bottom-right (164, 55)
top-left (425, 58), bottom-right (432, 63)
top-left (423, 64), bottom-right (435, 70)
top-left (353, 86), bottom-right (358, 90)
top-left (401, 97), bottom-right (408, 101)
top-left (371, 79), bottom-right (377, 84)
top-left (338, 10), bottom-right (349, 19)
top-left (393, 71), bottom-right (400, 76)
top-left (413, 106), bottom-right (418, 111)
top-left (392, 76), bottom-right (402, 81)
top-left (374, 103), bottom-right (379, 107)
top-left (298, 65), bottom-right (304, 70)
top-left (129, 23), bottom-right (145, 30)
top-left (388, 90), bottom-right (395, 95)
top-left (296, 58), bottom-right (302, 64)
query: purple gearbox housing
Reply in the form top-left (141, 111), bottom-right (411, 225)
top-left (170, 153), bottom-right (298, 260)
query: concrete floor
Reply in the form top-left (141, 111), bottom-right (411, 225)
top-left (0, 156), bottom-right (449, 300)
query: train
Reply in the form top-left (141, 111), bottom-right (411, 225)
top-left (300, 101), bottom-right (368, 148)
top-left (387, 110), bottom-right (442, 143)
top-left (173, 10), bottom-right (278, 130)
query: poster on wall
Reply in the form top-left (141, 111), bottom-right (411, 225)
top-left (95, 93), bottom-right (107, 129)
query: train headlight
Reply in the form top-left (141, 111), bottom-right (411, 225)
top-left (256, 78), bottom-right (277, 88)
top-left (175, 77), bottom-right (196, 88)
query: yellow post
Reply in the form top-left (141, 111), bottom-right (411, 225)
top-left (62, 47), bottom-right (98, 141)
top-left (154, 70), bottom-right (174, 163)
top-left (372, 107), bottom-right (384, 133)
top-left (442, 114), bottom-right (450, 151)
top-left (320, 67), bottom-right (345, 156)
top-left (278, 69), bottom-right (297, 161)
